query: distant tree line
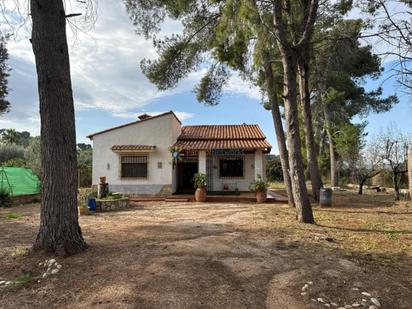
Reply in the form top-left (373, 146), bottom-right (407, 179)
top-left (0, 129), bottom-right (92, 187)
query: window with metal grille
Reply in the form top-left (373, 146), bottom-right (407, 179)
top-left (219, 158), bottom-right (243, 177)
top-left (121, 155), bottom-right (148, 178)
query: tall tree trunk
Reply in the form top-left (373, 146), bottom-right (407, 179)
top-left (262, 52), bottom-right (295, 208)
top-left (358, 179), bottom-right (365, 195)
top-left (31, 0), bottom-right (86, 256)
top-left (298, 58), bottom-right (322, 201)
top-left (282, 52), bottom-right (314, 223)
top-left (393, 172), bottom-right (400, 200)
top-left (323, 104), bottom-right (338, 187)
top-left (408, 144), bottom-right (412, 200)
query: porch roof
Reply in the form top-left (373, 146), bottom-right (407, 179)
top-left (172, 124), bottom-right (272, 152)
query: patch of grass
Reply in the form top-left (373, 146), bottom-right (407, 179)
top-left (4, 212), bottom-right (23, 220)
top-left (7, 273), bottom-right (32, 289)
top-left (267, 182), bottom-right (285, 190)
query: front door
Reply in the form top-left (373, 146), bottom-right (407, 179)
top-left (177, 161), bottom-right (198, 192)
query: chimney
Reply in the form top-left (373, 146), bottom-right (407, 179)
top-left (138, 113), bottom-right (152, 120)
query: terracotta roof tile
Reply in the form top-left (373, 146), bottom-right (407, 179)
top-left (178, 124), bottom-right (266, 140)
top-left (173, 124), bottom-right (271, 151)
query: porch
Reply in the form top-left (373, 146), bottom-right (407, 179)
top-left (130, 190), bottom-right (288, 203)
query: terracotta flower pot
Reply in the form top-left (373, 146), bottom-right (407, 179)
top-left (256, 191), bottom-right (267, 203)
top-left (195, 187), bottom-right (207, 202)
top-left (78, 207), bottom-right (89, 216)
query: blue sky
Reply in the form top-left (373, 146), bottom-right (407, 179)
top-left (1, 0), bottom-right (411, 154)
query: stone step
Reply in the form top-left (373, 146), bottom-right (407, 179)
top-left (164, 198), bottom-right (191, 202)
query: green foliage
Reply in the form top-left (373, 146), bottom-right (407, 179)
top-left (0, 143), bottom-right (25, 164)
top-left (7, 273), bottom-right (32, 289)
top-left (77, 187), bottom-right (97, 207)
top-left (0, 129), bottom-right (32, 147)
top-left (192, 172), bottom-right (207, 188)
top-left (195, 64), bottom-right (229, 105)
top-left (0, 187), bottom-right (12, 207)
top-left (312, 19), bottom-right (398, 122)
top-left (266, 155), bottom-right (283, 182)
top-left (104, 192), bottom-right (124, 200)
top-left (24, 137), bottom-right (41, 176)
top-left (249, 175), bottom-right (268, 192)
top-left (77, 143), bottom-right (92, 187)
top-left (3, 157), bottom-right (27, 167)
top-left (4, 212), bottom-right (22, 219)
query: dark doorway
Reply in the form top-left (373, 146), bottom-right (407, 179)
top-left (177, 161), bottom-right (198, 192)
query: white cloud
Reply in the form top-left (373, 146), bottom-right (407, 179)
top-left (111, 110), bottom-right (195, 122)
top-left (224, 75), bottom-right (261, 100)
top-left (2, 0), bottom-right (262, 135)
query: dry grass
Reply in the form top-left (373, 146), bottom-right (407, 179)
top-left (0, 191), bottom-right (411, 308)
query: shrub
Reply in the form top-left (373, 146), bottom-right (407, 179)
top-left (3, 157), bottom-right (27, 167)
top-left (0, 144), bottom-right (25, 164)
top-left (249, 175), bottom-right (268, 192)
top-left (266, 155), bottom-right (283, 182)
top-left (192, 172), bottom-right (207, 188)
top-left (77, 187), bottom-right (97, 206)
top-left (0, 187), bottom-right (12, 207)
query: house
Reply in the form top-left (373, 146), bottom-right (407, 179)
top-left (87, 111), bottom-right (272, 196)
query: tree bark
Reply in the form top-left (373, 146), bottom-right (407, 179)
top-left (31, 0), bottom-right (87, 256)
top-left (282, 52), bottom-right (314, 223)
top-left (358, 179), bottom-right (365, 195)
top-left (272, 0), bottom-right (316, 223)
top-left (323, 104), bottom-right (338, 187)
top-left (262, 52), bottom-right (295, 208)
top-left (298, 58), bottom-right (322, 201)
top-left (408, 144), bottom-right (412, 199)
top-left (393, 172), bottom-right (400, 200)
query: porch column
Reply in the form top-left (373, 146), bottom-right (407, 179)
top-left (254, 149), bottom-right (263, 180)
top-left (198, 150), bottom-right (207, 174)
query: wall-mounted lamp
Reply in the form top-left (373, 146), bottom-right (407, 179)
top-left (107, 163), bottom-right (110, 170)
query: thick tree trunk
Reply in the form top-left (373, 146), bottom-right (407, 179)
top-left (31, 0), bottom-right (86, 256)
top-left (323, 104), bottom-right (338, 187)
top-left (298, 59), bottom-right (322, 201)
top-left (262, 53), bottom-right (295, 208)
top-left (282, 53), bottom-right (314, 223)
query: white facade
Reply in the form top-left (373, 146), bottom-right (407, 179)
top-left (91, 112), bottom-right (181, 195)
top-left (89, 112), bottom-right (269, 196)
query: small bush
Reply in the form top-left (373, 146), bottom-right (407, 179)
top-left (249, 175), bottom-right (268, 192)
top-left (77, 187), bottom-right (98, 206)
top-left (0, 187), bottom-right (12, 207)
top-left (0, 144), bottom-right (25, 164)
top-left (3, 157), bottom-right (27, 167)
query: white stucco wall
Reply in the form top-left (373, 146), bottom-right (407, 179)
top-left (91, 113), bottom-right (181, 195)
top-left (209, 154), bottom-right (256, 191)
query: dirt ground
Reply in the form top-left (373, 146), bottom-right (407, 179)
top-left (1, 191), bottom-right (412, 308)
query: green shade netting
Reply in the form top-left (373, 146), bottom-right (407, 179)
top-left (0, 167), bottom-right (40, 196)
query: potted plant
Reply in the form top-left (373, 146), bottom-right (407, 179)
top-left (78, 204), bottom-right (89, 216)
top-left (77, 188), bottom-right (96, 215)
top-left (192, 172), bottom-right (207, 202)
top-left (249, 175), bottom-right (268, 203)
